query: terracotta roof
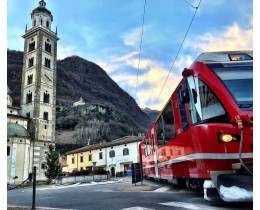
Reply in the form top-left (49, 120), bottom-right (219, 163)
top-left (65, 135), bottom-right (142, 155)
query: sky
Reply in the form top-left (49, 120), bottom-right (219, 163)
top-left (6, 0), bottom-right (254, 111)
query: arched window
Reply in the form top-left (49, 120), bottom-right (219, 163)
top-left (45, 58), bottom-right (51, 68)
top-left (109, 150), bottom-right (115, 158)
top-left (43, 112), bottom-right (48, 121)
top-left (123, 148), bottom-right (129, 156)
top-left (43, 91), bottom-right (50, 103)
top-left (26, 92), bottom-right (32, 103)
top-left (46, 21), bottom-right (49, 28)
top-left (27, 74), bottom-right (33, 85)
top-left (45, 42), bottom-right (51, 53)
top-left (28, 41), bottom-right (35, 52)
top-left (28, 57), bottom-right (34, 68)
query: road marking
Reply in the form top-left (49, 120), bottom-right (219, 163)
top-left (160, 202), bottom-right (223, 210)
top-left (121, 207), bottom-right (155, 210)
top-left (7, 206), bottom-right (76, 210)
top-left (153, 186), bottom-right (170, 192)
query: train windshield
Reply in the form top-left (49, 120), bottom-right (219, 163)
top-left (207, 62), bottom-right (253, 111)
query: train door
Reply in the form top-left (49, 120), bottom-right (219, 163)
top-left (151, 128), bottom-right (159, 178)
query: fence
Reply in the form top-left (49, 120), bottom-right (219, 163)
top-left (55, 174), bottom-right (109, 185)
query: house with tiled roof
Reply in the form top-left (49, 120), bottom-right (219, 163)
top-left (64, 135), bottom-right (143, 177)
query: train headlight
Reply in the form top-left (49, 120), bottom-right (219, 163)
top-left (217, 132), bottom-right (240, 143)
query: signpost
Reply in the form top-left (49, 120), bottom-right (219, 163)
top-left (131, 163), bottom-right (143, 185)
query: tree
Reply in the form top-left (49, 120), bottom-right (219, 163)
top-left (44, 144), bottom-right (62, 183)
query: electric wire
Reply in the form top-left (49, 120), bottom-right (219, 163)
top-left (153, 0), bottom-right (201, 110)
top-left (134, 0), bottom-right (147, 104)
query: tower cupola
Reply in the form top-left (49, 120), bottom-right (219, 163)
top-left (31, 0), bottom-right (53, 30)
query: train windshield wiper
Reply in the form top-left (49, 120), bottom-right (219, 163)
top-left (238, 104), bottom-right (253, 108)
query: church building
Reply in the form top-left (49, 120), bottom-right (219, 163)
top-left (7, 0), bottom-right (58, 183)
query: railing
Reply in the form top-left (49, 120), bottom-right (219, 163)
top-left (55, 174), bottom-right (109, 185)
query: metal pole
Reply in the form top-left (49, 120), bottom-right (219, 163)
top-left (134, 164), bottom-right (136, 186)
top-left (139, 163), bottom-right (143, 185)
top-left (31, 166), bottom-right (36, 210)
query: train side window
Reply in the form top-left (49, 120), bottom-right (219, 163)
top-left (156, 100), bottom-right (176, 147)
top-left (144, 136), bottom-right (150, 156)
top-left (177, 85), bottom-right (189, 131)
top-left (163, 100), bottom-right (176, 143)
top-left (156, 116), bottom-right (165, 147)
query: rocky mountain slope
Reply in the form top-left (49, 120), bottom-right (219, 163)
top-left (7, 50), bottom-right (152, 153)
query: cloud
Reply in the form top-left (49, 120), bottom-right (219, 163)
top-left (190, 22), bottom-right (253, 52)
top-left (122, 27), bottom-right (142, 47)
top-left (107, 52), bottom-right (184, 110)
top-left (57, 45), bottom-right (77, 60)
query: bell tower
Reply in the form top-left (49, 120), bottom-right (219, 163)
top-left (20, 0), bottom-right (59, 180)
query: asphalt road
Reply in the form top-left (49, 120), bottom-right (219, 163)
top-left (7, 178), bottom-right (253, 210)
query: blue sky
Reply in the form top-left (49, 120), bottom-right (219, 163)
top-left (6, 0), bottom-right (253, 110)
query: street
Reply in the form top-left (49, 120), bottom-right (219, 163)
top-left (7, 178), bottom-right (253, 210)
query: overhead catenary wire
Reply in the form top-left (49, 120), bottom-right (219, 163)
top-left (153, 0), bottom-right (202, 110)
top-left (134, 0), bottom-right (147, 104)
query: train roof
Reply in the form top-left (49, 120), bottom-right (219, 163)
top-left (195, 50), bottom-right (253, 63)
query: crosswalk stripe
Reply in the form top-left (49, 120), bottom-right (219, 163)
top-left (121, 207), bottom-right (155, 210)
top-left (153, 186), bottom-right (170, 192)
top-left (160, 202), bottom-right (223, 210)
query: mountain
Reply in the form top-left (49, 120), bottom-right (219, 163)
top-left (7, 50), bottom-right (152, 153)
top-left (142, 107), bottom-right (160, 122)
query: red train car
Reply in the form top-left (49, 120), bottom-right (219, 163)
top-left (139, 51), bottom-right (253, 202)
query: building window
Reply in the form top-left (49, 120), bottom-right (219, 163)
top-left (99, 152), bottom-right (103, 160)
top-left (109, 150), bottom-right (115, 158)
top-left (28, 41), bottom-right (35, 52)
top-left (34, 19), bottom-right (36, 26)
top-left (41, 162), bottom-right (48, 170)
top-left (43, 91), bottom-right (50, 103)
top-left (46, 21), bottom-right (49, 28)
top-left (28, 57), bottom-right (34, 68)
top-left (27, 74), bottom-right (33, 85)
top-left (7, 146), bottom-right (10, 156)
top-left (44, 125), bottom-right (47, 129)
top-left (72, 157), bottom-right (75, 164)
top-left (26, 92), bottom-right (32, 103)
top-left (43, 112), bottom-right (48, 121)
top-left (80, 156), bottom-right (84, 162)
top-left (45, 58), bottom-right (51, 68)
top-left (123, 148), bottom-right (129, 156)
top-left (89, 154), bottom-right (92, 161)
top-left (45, 42), bottom-right (51, 53)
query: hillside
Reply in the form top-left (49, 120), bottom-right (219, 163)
top-left (7, 50), bottom-right (152, 152)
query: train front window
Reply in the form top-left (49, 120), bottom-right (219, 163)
top-left (207, 62), bottom-right (253, 110)
top-left (187, 76), bottom-right (227, 124)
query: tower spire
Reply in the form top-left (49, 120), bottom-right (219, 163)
top-left (39, 0), bottom-right (46, 7)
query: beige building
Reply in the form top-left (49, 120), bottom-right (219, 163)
top-left (7, 88), bottom-right (32, 184)
top-left (7, 0), bottom-right (58, 183)
top-left (64, 135), bottom-right (143, 177)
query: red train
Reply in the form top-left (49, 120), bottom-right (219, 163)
top-left (139, 51), bottom-right (253, 202)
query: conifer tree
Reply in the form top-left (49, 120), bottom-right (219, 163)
top-left (44, 144), bottom-right (62, 183)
